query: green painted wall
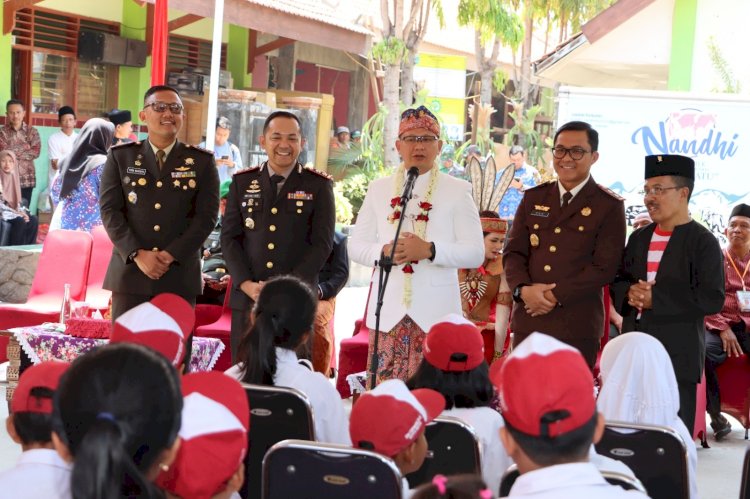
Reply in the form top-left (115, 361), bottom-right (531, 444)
top-left (0, 2), bottom-right (12, 104)
top-left (119, 0), bottom-right (150, 123)
top-left (668, 0), bottom-right (699, 91)
top-left (38, 0), bottom-right (123, 22)
top-left (228, 25), bottom-right (251, 89)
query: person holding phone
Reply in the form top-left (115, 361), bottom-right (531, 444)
top-left (199, 116), bottom-right (243, 182)
top-left (497, 145), bottom-right (541, 225)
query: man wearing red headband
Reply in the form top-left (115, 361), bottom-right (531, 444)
top-left (349, 106), bottom-right (484, 386)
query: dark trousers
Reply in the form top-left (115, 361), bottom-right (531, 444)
top-left (7, 215), bottom-right (38, 245)
top-left (513, 332), bottom-right (600, 370)
top-left (111, 292), bottom-right (196, 373)
top-left (231, 307), bottom-right (252, 364)
top-left (705, 324), bottom-right (750, 418)
top-left (20, 187), bottom-right (33, 208)
top-left (677, 379), bottom-right (697, 433)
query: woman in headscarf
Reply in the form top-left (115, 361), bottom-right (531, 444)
top-left (50, 118), bottom-right (114, 232)
top-left (0, 150), bottom-right (38, 245)
top-left (598, 332), bottom-right (699, 499)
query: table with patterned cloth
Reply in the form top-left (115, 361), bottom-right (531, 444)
top-left (9, 325), bottom-right (224, 372)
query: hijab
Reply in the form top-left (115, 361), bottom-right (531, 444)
top-left (0, 150), bottom-right (22, 209)
top-left (58, 118), bottom-right (115, 199)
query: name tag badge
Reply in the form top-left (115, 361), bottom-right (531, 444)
top-left (530, 210), bottom-right (550, 218)
top-left (738, 290), bottom-right (750, 312)
top-left (127, 167), bottom-right (147, 176)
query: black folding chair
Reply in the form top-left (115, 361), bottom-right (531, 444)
top-left (262, 439), bottom-right (404, 499)
top-left (241, 384), bottom-right (315, 499)
top-left (499, 464), bottom-right (519, 497)
top-left (601, 470), bottom-right (648, 493)
top-left (595, 421), bottom-right (689, 499)
top-left (740, 446), bottom-right (750, 499)
top-left (405, 416), bottom-right (481, 488)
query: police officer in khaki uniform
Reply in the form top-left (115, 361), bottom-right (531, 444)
top-left (100, 85), bottom-right (220, 321)
top-left (221, 110), bottom-right (335, 360)
top-left (503, 121), bottom-right (626, 368)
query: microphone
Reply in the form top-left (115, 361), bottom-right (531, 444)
top-left (399, 167), bottom-right (420, 205)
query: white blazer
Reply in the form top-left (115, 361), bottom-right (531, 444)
top-left (349, 169), bottom-right (484, 331)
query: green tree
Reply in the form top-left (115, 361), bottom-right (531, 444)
top-left (458, 0), bottom-right (523, 105)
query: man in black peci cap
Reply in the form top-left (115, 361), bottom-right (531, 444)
top-left (109, 108), bottom-right (134, 146)
top-left (615, 154), bottom-right (725, 431)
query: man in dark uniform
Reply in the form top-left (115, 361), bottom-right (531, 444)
top-left (99, 85), bottom-right (219, 322)
top-left (221, 110), bottom-right (335, 360)
top-left (615, 154), bottom-right (724, 431)
top-left (504, 121), bottom-right (626, 368)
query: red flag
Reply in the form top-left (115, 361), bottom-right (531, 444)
top-left (151, 0), bottom-right (168, 86)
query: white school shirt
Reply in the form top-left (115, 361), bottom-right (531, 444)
top-left (505, 462), bottom-right (650, 498)
top-left (225, 347), bottom-right (350, 445)
top-left (47, 130), bottom-right (77, 188)
top-left (0, 448), bottom-right (72, 499)
top-left (442, 406), bottom-right (511, 495)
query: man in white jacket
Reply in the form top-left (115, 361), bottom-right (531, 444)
top-left (348, 106), bottom-right (484, 387)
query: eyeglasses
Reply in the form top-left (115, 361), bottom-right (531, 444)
top-left (552, 146), bottom-right (591, 160)
top-left (400, 135), bottom-right (439, 143)
top-left (144, 102), bottom-right (184, 114)
top-left (638, 186), bottom-right (682, 196)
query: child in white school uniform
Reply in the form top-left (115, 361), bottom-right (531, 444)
top-left (225, 275), bottom-right (350, 445)
top-left (158, 371), bottom-right (248, 499)
top-left (0, 361), bottom-right (71, 499)
top-left (350, 379), bottom-right (446, 499)
top-left (407, 314), bottom-right (511, 494)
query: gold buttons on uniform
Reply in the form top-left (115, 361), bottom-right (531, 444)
top-left (271, 207), bottom-right (278, 214)
top-left (297, 209), bottom-right (302, 214)
top-left (268, 243), bottom-right (275, 250)
top-left (533, 224), bottom-right (539, 230)
top-left (549, 245), bottom-right (557, 253)
top-left (154, 203), bottom-right (161, 209)
top-left (156, 181), bottom-right (163, 187)
top-left (269, 225), bottom-right (276, 232)
top-left (554, 227), bottom-right (561, 234)
top-left (153, 225), bottom-right (160, 232)
top-left (152, 247), bottom-right (159, 251)
top-left (266, 261), bottom-right (273, 269)
top-left (544, 265), bottom-right (552, 272)
top-left (579, 226), bottom-right (585, 232)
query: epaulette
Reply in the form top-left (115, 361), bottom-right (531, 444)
top-left (525, 180), bottom-right (555, 191)
top-left (233, 165), bottom-right (262, 176)
top-left (111, 141), bottom-right (140, 149)
top-left (303, 165), bottom-right (333, 180)
top-left (598, 184), bottom-right (625, 201)
top-left (185, 143), bottom-right (214, 155)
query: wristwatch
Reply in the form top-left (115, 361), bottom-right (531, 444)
top-left (512, 284), bottom-right (528, 303)
top-left (127, 249), bottom-right (139, 262)
top-left (428, 242), bottom-right (436, 262)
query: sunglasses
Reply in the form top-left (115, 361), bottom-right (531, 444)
top-left (144, 102), bottom-right (184, 114)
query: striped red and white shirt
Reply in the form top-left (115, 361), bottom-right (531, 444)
top-left (647, 227), bottom-right (672, 281)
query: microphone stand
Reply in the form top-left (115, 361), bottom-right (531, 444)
top-left (369, 170), bottom-right (417, 389)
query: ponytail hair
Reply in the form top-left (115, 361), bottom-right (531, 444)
top-left (53, 343), bottom-right (182, 499)
top-left (237, 275), bottom-right (317, 385)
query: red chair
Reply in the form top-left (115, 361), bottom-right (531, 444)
top-left (694, 372), bottom-right (709, 448)
top-left (85, 225), bottom-right (114, 311)
top-left (715, 354), bottom-right (750, 439)
top-left (194, 277), bottom-right (232, 371)
top-left (0, 229), bottom-right (93, 361)
top-left (195, 303), bottom-right (223, 328)
top-left (336, 282), bottom-right (373, 398)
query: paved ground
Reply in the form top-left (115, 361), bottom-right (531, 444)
top-left (0, 283), bottom-right (746, 497)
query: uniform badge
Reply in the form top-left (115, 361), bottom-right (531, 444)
top-left (185, 158), bottom-right (195, 166)
top-left (138, 178), bottom-right (147, 186)
top-left (127, 167), bottom-right (147, 176)
top-left (174, 180), bottom-right (181, 187)
top-left (288, 191), bottom-right (314, 201)
top-left (183, 185), bottom-right (188, 190)
top-left (245, 218), bottom-right (255, 229)
top-left (534, 205), bottom-right (550, 212)
top-left (530, 234), bottom-right (540, 247)
top-left (175, 166), bottom-right (190, 172)
top-left (581, 207), bottom-right (592, 216)
top-left (188, 179), bottom-right (196, 188)
top-left (136, 154), bottom-right (143, 159)
top-left (128, 191), bottom-right (137, 204)
top-left (124, 176), bottom-right (131, 184)
top-left (296, 201), bottom-right (303, 207)
top-left (134, 161), bottom-right (142, 167)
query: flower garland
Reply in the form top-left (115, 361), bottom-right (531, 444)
top-left (387, 165), bottom-right (439, 307)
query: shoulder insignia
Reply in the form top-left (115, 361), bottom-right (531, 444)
top-left (111, 141), bottom-right (139, 149)
top-left (597, 184), bottom-right (625, 201)
top-left (234, 166), bottom-right (261, 175)
top-left (186, 144), bottom-right (214, 155)
top-left (525, 180), bottom-right (555, 191)
top-left (303, 165), bottom-right (333, 180)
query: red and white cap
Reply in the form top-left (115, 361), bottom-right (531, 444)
top-left (423, 314), bottom-right (485, 372)
top-left (11, 361), bottom-right (69, 414)
top-left (157, 371), bottom-right (249, 499)
top-left (492, 332), bottom-right (595, 438)
top-left (350, 379), bottom-right (444, 457)
top-left (111, 293), bottom-right (194, 366)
